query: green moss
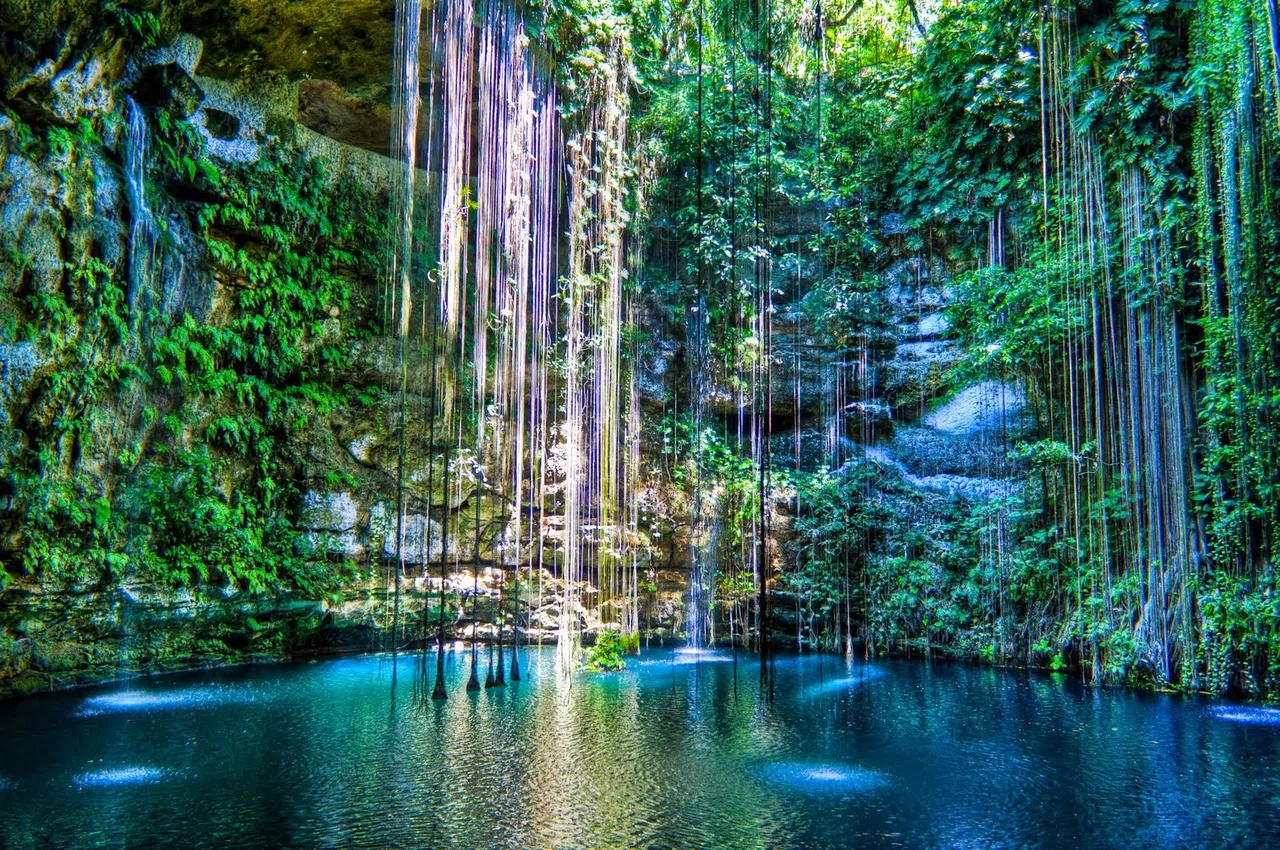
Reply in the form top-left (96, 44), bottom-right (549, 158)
top-left (9, 672), bottom-right (46, 696)
top-left (31, 640), bottom-right (82, 672)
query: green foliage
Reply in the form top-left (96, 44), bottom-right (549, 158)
top-left (102, 1), bottom-right (162, 47)
top-left (659, 412), bottom-right (754, 491)
top-left (1200, 571), bottom-right (1280, 697)
top-left (586, 631), bottom-right (628, 672)
top-left (3, 102), bottom-right (382, 595)
top-left (127, 446), bottom-right (351, 594)
top-left (895, 0), bottom-right (1041, 242)
top-left (1008, 439), bottom-right (1076, 471)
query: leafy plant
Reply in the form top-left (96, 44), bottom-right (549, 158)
top-left (587, 631), bottom-right (628, 672)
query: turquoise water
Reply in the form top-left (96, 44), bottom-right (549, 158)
top-left (1, 647), bottom-right (1279, 848)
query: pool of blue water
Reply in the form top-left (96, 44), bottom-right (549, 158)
top-left (1, 646), bottom-right (1278, 848)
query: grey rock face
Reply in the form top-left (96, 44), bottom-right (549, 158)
top-left (0, 342), bottom-right (45, 426)
top-left (297, 492), bottom-right (363, 560)
top-left (299, 530), bottom-right (364, 560)
top-left (191, 76), bottom-right (264, 164)
top-left (70, 149), bottom-right (127, 268)
top-left (122, 34), bottom-right (205, 88)
top-left (369, 503), bottom-right (454, 565)
top-left (46, 51), bottom-right (117, 123)
top-left (348, 434), bottom-right (375, 464)
top-left (382, 514), bottom-right (448, 564)
top-left (299, 491), bottom-right (359, 532)
top-left (0, 153), bottom-right (64, 293)
top-left (924, 381), bottom-right (1025, 437)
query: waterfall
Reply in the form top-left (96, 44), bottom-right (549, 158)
top-left (124, 96), bottom-right (154, 314)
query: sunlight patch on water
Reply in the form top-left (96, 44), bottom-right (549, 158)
top-left (755, 761), bottom-right (890, 795)
top-left (665, 647), bottom-right (735, 664)
top-left (802, 668), bottom-right (886, 699)
top-left (77, 685), bottom-right (258, 717)
top-left (72, 767), bottom-right (168, 789)
top-left (1210, 706), bottom-right (1280, 726)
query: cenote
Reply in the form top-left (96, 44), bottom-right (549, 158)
top-left (5, 0), bottom-right (1280, 845)
top-left (2, 648), bottom-right (1279, 848)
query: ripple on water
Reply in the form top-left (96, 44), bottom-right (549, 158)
top-left (755, 761), bottom-right (890, 795)
top-left (72, 767), bottom-right (169, 789)
top-left (1210, 706), bottom-right (1280, 726)
top-left (76, 685), bottom-right (258, 717)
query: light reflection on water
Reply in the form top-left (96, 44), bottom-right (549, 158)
top-left (800, 667), bottom-right (887, 699)
top-left (0, 647), bottom-right (1277, 848)
top-left (72, 767), bottom-right (169, 789)
top-left (75, 685), bottom-right (261, 717)
top-left (1210, 705), bottom-right (1280, 725)
top-left (755, 760), bottom-right (891, 794)
top-left (656, 646), bottom-right (737, 664)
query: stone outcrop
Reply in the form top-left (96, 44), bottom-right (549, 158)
top-left (297, 79), bottom-right (393, 156)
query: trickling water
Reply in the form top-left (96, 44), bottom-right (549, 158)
top-left (689, 495), bottom-right (722, 648)
top-left (123, 96), bottom-right (154, 313)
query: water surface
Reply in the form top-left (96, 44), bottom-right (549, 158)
top-left (1, 647), bottom-right (1278, 848)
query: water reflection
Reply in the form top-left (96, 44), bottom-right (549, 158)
top-left (800, 667), bottom-right (886, 699)
top-left (755, 761), bottom-right (890, 794)
top-left (0, 648), bottom-right (1277, 847)
top-left (662, 647), bottom-right (737, 664)
top-left (76, 685), bottom-right (260, 717)
top-left (1211, 705), bottom-right (1280, 725)
top-left (72, 767), bottom-right (169, 788)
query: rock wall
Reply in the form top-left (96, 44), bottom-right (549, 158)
top-left (0, 566), bottom-right (690, 697)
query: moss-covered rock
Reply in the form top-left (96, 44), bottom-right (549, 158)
top-left (9, 671), bottom-right (46, 696)
top-left (31, 640), bottom-right (82, 672)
